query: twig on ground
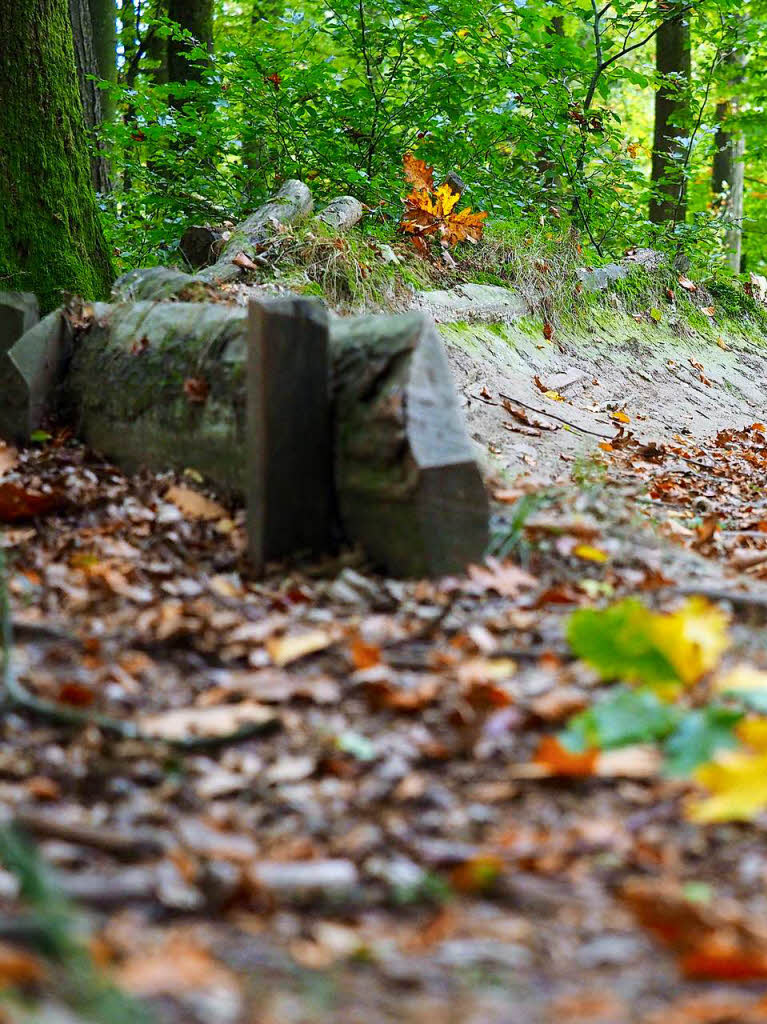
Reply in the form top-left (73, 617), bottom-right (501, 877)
top-left (13, 808), bottom-right (165, 860)
top-left (498, 394), bottom-right (614, 439)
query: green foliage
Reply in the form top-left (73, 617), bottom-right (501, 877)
top-left (100, 0), bottom-right (767, 276)
top-left (663, 706), bottom-right (742, 776)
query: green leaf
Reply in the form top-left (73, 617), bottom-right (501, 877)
top-left (663, 706), bottom-right (742, 777)
top-left (566, 599), bottom-right (679, 687)
top-left (29, 430), bottom-right (51, 443)
top-left (565, 597), bottom-right (728, 694)
top-left (561, 688), bottom-right (679, 752)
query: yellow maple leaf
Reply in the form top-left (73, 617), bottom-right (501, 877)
top-left (687, 717), bottom-right (767, 823)
top-left (688, 749), bottom-right (767, 823)
top-left (574, 544), bottom-right (609, 563)
top-left (650, 596), bottom-right (730, 688)
top-left (434, 182), bottom-right (460, 217)
top-left (401, 155), bottom-right (487, 249)
top-left (443, 206), bottom-right (488, 245)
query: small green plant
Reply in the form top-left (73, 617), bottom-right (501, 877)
top-left (488, 492), bottom-right (550, 562)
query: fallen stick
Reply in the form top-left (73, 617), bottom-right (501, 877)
top-left (14, 808), bottom-right (164, 860)
top-left (498, 394), bottom-right (614, 439)
top-left (199, 179), bottom-right (314, 284)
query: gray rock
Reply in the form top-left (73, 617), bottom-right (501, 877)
top-left (8, 310), bottom-right (73, 440)
top-left (378, 243), bottom-right (401, 265)
top-left (538, 367), bottom-right (587, 394)
top-left (576, 263), bottom-right (629, 292)
top-left (436, 938), bottom-right (534, 970)
top-left (576, 932), bottom-right (646, 968)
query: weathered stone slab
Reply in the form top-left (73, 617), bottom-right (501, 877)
top-left (59, 301), bottom-right (250, 493)
top-left (247, 297), bottom-right (332, 572)
top-left (331, 312), bottom-right (489, 577)
top-left (111, 266), bottom-right (214, 303)
top-left (0, 292), bottom-right (40, 441)
top-left (576, 264), bottom-right (629, 292)
top-left (8, 310), bottom-right (73, 438)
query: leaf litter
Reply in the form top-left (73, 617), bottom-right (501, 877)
top-left (1, 416), bottom-right (767, 1021)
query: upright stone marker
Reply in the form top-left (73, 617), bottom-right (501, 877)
top-left (0, 292), bottom-right (39, 441)
top-left (247, 297), bottom-right (333, 574)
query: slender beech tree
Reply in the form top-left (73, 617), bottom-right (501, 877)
top-left (0, 0), bottom-right (114, 310)
top-left (649, 2), bottom-right (691, 224)
top-left (69, 0), bottom-right (111, 192)
top-left (712, 46), bottom-right (746, 271)
top-left (88, 0), bottom-right (116, 116)
top-left (167, 0), bottom-right (213, 85)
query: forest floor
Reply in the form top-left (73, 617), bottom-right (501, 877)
top-left (1, 278), bottom-right (767, 1022)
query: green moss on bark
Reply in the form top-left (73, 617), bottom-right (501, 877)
top-left (0, 0), bottom-right (114, 311)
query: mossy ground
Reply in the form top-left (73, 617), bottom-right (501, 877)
top-left (226, 218), bottom-right (767, 347)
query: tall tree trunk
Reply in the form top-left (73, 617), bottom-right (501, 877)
top-left (87, 0), bottom-right (116, 117)
top-left (69, 0), bottom-right (111, 192)
top-left (167, 0), bottom-right (213, 85)
top-left (147, 0), bottom-right (169, 84)
top-left (649, 2), bottom-right (691, 225)
top-left (712, 47), bottom-right (746, 273)
top-left (0, 0), bottom-right (114, 311)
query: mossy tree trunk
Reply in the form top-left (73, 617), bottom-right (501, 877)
top-left (0, 0), bottom-right (114, 311)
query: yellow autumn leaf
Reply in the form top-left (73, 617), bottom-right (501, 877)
top-left (610, 410), bottom-right (631, 424)
top-left (573, 544), bottom-right (609, 563)
top-left (737, 717), bottom-right (767, 751)
top-left (434, 182), bottom-right (460, 217)
top-left (650, 596), bottom-right (730, 687)
top-left (688, 748), bottom-right (767, 823)
top-left (543, 389), bottom-right (565, 402)
top-left (686, 716), bottom-right (767, 823)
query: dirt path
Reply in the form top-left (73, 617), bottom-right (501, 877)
top-left (1, 297), bottom-right (767, 1023)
